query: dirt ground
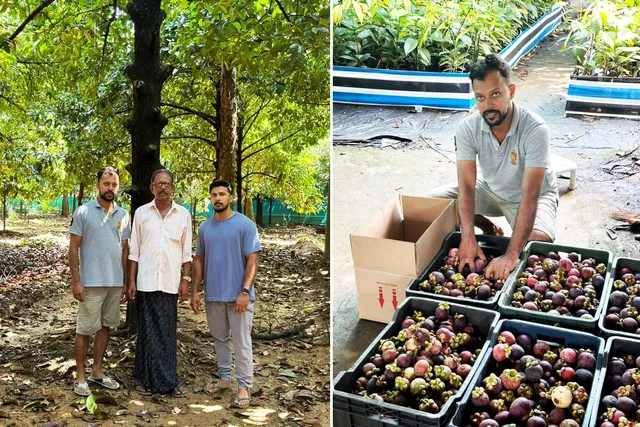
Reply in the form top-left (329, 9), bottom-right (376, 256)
top-left (0, 217), bottom-right (329, 427)
top-left (332, 32), bottom-right (640, 375)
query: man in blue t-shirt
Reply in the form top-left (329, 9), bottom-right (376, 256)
top-left (190, 179), bottom-right (261, 408)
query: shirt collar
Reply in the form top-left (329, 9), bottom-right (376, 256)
top-left (151, 199), bottom-right (178, 212)
top-left (480, 101), bottom-right (520, 137)
top-left (94, 199), bottom-right (119, 212)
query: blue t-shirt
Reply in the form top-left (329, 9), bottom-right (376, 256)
top-left (195, 213), bottom-right (261, 302)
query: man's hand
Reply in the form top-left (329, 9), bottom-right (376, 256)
top-left (120, 287), bottom-right (128, 303)
top-left (458, 239), bottom-right (486, 273)
top-left (127, 282), bottom-right (136, 301)
top-left (178, 280), bottom-right (189, 304)
top-left (72, 282), bottom-right (85, 302)
top-left (191, 293), bottom-right (201, 314)
top-left (484, 254), bottom-right (520, 280)
top-left (235, 292), bottom-right (249, 313)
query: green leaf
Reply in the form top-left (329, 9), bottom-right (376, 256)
top-left (86, 394), bottom-right (97, 415)
top-left (403, 37), bottom-right (418, 56)
top-left (357, 29), bottom-right (373, 39)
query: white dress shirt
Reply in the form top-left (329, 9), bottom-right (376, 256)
top-left (128, 200), bottom-right (193, 294)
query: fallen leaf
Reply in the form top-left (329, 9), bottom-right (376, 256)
top-left (189, 404), bottom-right (223, 413)
top-left (115, 409), bottom-right (130, 416)
top-left (278, 369), bottom-right (297, 378)
top-left (0, 410), bottom-right (10, 419)
top-left (129, 400), bottom-right (144, 406)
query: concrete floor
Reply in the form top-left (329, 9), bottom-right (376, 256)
top-left (331, 35), bottom-right (640, 376)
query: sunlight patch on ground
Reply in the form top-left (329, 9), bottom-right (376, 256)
top-left (188, 403), bottom-right (224, 413)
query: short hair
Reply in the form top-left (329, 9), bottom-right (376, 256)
top-left (97, 166), bottom-right (119, 181)
top-left (468, 54), bottom-right (511, 85)
top-left (209, 179), bottom-right (233, 195)
top-left (151, 168), bottom-right (174, 184)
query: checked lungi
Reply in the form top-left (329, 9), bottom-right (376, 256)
top-left (134, 291), bottom-right (181, 394)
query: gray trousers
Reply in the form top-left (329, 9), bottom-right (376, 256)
top-left (427, 179), bottom-right (558, 241)
top-left (205, 301), bottom-right (254, 389)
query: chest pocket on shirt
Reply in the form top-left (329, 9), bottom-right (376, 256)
top-left (165, 225), bottom-right (183, 242)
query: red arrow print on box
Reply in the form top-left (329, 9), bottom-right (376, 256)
top-left (378, 286), bottom-right (384, 308)
top-left (392, 289), bottom-right (398, 310)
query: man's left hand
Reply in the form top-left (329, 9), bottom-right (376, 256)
top-left (484, 254), bottom-right (520, 281)
top-left (235, 292), bottom-right (249, 313)
top-left (178, 281), bottom-right (189, 303)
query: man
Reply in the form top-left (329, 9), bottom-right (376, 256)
top-left (190, 179), bottom-right (261, 408)
top-left (427, 53), bottom-right (559, 280)
top-left (127, 169), bottom-right (192, 397)
top-left (69, 166), bottom-right (130, 397)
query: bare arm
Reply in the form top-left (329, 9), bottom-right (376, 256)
top-left (457, 160), bottom-right (485, 272)
top-left (191, 256), bottom-right (204, 296)
top-left (69, 234), bottom-right (85, 301)
top-left (242, 252), bottom-right (259, 291)
top-left (69, 234), bottom-right (82, 285)
top-left (121, 240), bottom-right (129, 286)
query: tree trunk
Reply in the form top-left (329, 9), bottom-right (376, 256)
top-left (325, 180), bottom-right (330, 263)
top-left (216, 63), bottom-right (237, 192)
top-left (255, 195), bottom-right (263, 227)
top-left (72, 193), bottom-right (77, 213)
top-left (123, 0), bottom-right (171, 332)
top-left (78, 182), bottom-right (85, 207)
top-left (244, 197), bottom-right (254, 222)
top-left (2, 191), bottom-right (6, 232)
top-left (61, 193), bottom-right (69, 217)
top-left (236, 114), bottom-right (244, 214)
top-left (269, 197), bottom-right (273, 225)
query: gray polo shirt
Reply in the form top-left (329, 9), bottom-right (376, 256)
top-left (455, 101), bottom-right (558, 202)
top-left (69, 199), bottom-right (131, 287)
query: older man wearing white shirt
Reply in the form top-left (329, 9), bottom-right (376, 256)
top-left (128, 169), bottom-right (192, 397)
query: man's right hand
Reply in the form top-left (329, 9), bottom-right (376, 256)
top-left (191, 294), bottom-right (201, 314)
top-left (72, 282), bottom-right (85, 302)
top-left (459, 238), bottom-right (486, 273)
top-left (127, 282), bottom-right (136, 301)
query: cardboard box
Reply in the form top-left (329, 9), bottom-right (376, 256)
top-left (350, 195), bottom-right (458, 323)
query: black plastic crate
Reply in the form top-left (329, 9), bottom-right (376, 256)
top-left (333, 297), bottom-right (501, 427)
top-left (598, 257), bottom-right (640, 339)
top-left (406, 232), bottom-right (522, 309)
top-left (589, 336), bottom-right (640, 427)
top-left (498, 241), bottom-right (613, 331)
top-left (448, 319), bottom-right (605, 427)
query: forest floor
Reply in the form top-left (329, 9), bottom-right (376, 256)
top-left (0, 216), bottom-right (329, 427)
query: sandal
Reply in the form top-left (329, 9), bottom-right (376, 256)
top-left (135, 385), bottom-right (152, 396)
top-left (232, 396), bottom-right (250, 408)
top-left (87, 376), bottom-right (120, 391)
top-left (172, 387), bottom-right (187, 398)
top-left (205, 382), bottom-right (231, 395)
top-left (73, 382), bottom-right (91, 397)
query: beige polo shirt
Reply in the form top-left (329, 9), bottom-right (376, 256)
top-left (128, 200), bottom-right (193, 294)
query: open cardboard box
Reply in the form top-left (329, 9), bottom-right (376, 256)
top-left (350, 195), bottom-right (458, 323)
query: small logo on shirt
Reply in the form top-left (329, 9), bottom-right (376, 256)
top-left (115, 221), bottom-right (122, 231)
top-left (510, 150), bottom-right (518, 166)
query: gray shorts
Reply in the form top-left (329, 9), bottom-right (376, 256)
top-left (427, 180), bottom-right (558, 241)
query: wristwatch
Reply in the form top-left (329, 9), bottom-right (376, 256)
top-left (241, 287), bottom-right (250, 295)
top-left (181, 275), bottom-right (192, 283)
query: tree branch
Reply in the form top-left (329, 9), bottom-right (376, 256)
top-left (101, 0), bottom-right (118, 65)
top-left (243, 129), bottom-right (302, 161)
top-left (242, 171), bottom-right (277, 180)
top-left (7, 0), bottom-right (57, 41)
top-left (242, 127), bottom-right (279, 154)
top-left (0, 94), bottom-right (26, 112)
top-left (243, 98), bottom-right (271, 138)
top-left (161, 135), bottom-right (216, 146)
top-left (161, 102), bottom-right (217, 127)
top-left (274, 0), bottom-right (292, 23)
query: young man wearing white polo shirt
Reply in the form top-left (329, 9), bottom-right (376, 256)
top-left (69, 166), bottom-right (130, 396)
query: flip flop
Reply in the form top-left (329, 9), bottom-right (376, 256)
top-left (87, 376), bottom-right (120, 391)
top-left (73, 382), bottom-right (91, 397)
top-left (172, 387), bottom-right (187, 398)
top-left (232, 396), bottom-right (250, 408)
top-left (135, 385), bottom-right (152, 396)
top-left (205, 382), bottom-right (231, 395)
